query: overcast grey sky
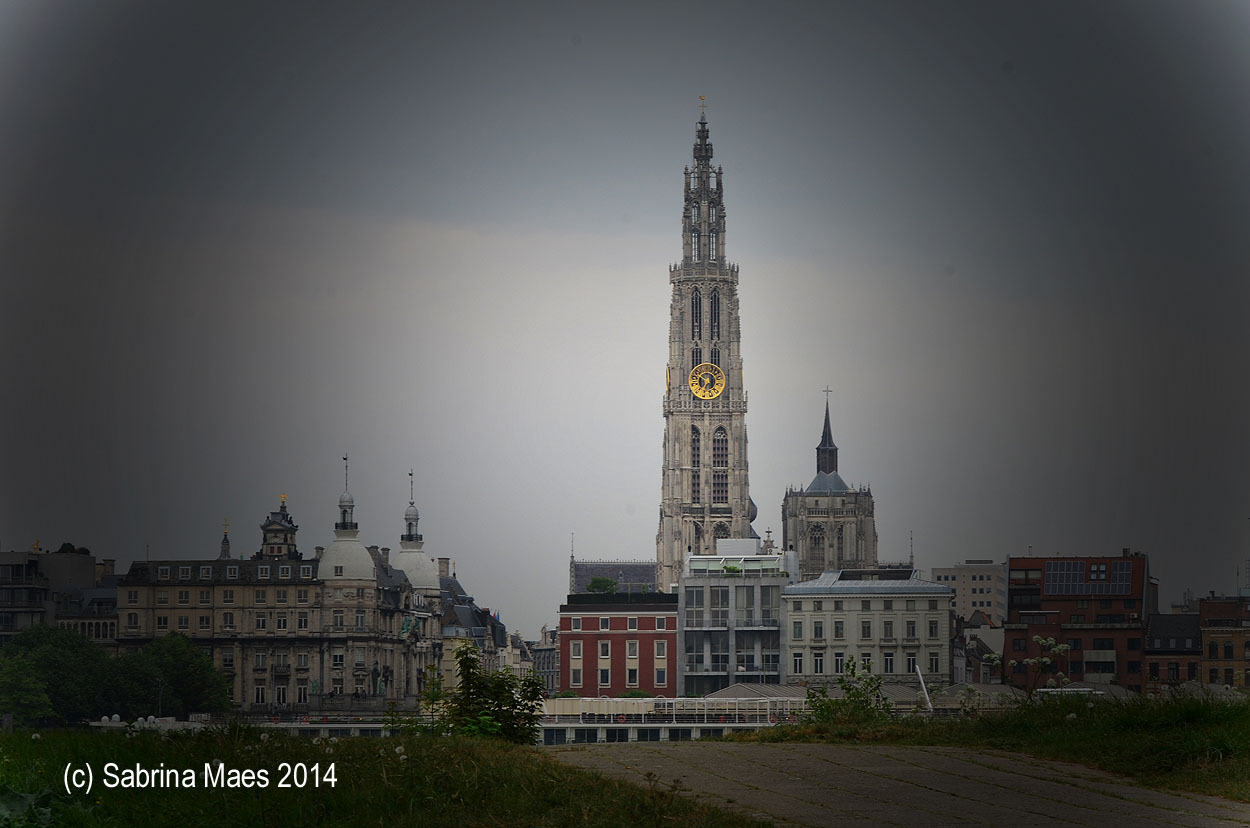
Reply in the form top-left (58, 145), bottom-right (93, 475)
top-left (3, 1), bottom-right (1248, 637)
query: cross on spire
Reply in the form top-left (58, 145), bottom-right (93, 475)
top-left (822, 385), bottom-right (833, 402)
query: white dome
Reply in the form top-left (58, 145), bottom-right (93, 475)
top-left (404, 503), bottom-right (419, 521)
top-left (392, 546), bottom-right (440, 592)
top-left (338, 491), bottom-right (355, 509)
top-left (320, 528), bottom-right (375, 580)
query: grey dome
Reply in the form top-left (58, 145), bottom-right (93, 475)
top-left (338, 491), bottom-right (355, 509)
top-left (320, 528), bottom-right (375, 580)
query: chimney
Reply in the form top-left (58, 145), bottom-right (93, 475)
top-left (367, 545), bottom-right (380, 565)
top-left (315, 546), bottom-right (325, 560)
top-left (438, 557), bottom-right (450, 578)
top-left (379, 546), bottom-right (390, 566)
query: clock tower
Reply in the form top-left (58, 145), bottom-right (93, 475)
top-left (656, 114), bottom-right (756, 590)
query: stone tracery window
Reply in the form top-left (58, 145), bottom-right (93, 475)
top-left (710, 290), bottom-right (720, 339)
top-left (691, 289), bottom-right (702, 339)
top-left (712, 428), bottom-right (728, 467)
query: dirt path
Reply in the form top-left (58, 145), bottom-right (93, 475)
top-left (550, 742), bottom-right (1250, 828)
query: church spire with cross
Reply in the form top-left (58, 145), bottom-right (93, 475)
top-left (657, 101), bottom-right (757, 590)
top-left (817, 388), bottom-right (839, 475)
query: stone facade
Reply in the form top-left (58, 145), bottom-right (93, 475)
top-left (117, 494), bottom-right (442, 713)
top-left (781, 403), bottom-right (877, 581)
top-left (783, 569), bottom-right (953, 689)
top-left (657, 115), bottom-right (757, 592)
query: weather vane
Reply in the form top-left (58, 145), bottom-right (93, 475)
top-left (223, 518), bottom-right (229, 534)
top-left (699, 95), bottom-right (707, 116)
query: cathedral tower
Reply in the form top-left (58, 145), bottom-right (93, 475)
top-left (657, 115), bottom-right (756, 590)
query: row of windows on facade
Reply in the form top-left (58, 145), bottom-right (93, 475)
top-left (790, 599), bottom-right (942, 613)
top-left (568, 616), bottom-right (668, 631)
top-left (935, 574), bottom-right (1001, 582)
top-left (689, 289), bottom-right (721, 340)
top-left (1206, 640), bottom-right (1250, 659)
top-left (791, 651), bottom-right (943, 676)
top-left (132, 588), bottom-right (311, 605)
top-left (154, 564), bottom-right (318, 580)
top-left (568, 667), bottom-right (665, 688)
top-left (128, 586), bottom-right (380, 606)
top-left (791, 618), bottom-right (943, 641)
top-left (126, 608), bottom-right (407, 634)
top-left (568, 639), bottom-right (667, 660)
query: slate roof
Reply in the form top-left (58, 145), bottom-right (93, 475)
top-left (805, 470), bottom-right (852, 494)
top-left (1145, 614), bottom-right (1201, 652)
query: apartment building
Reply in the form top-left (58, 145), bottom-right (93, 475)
top-left (1005, 550), bottom-right (1156, 693)
top-left (557, 592), bottom-right (678, 697)
top-left (783, 568), bottom-right (953, 689)
top-left (931, 559), bottom-right (1006, 624)
top-left (1199, 595), bottom-right (1250, 689)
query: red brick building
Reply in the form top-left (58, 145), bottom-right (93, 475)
top-left (1005, 551), bottom-right (1156, 693)
top-left (558, 592), bottom-right (678, 697)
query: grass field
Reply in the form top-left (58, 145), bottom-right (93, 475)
top-left (0, 726), bottom-right (770, 828)
top-left (734, 692), bottom-right (1250, 802)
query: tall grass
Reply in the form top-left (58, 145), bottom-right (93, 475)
top-left (0, 726), bottom-right (771, 828)
top-left (734, 693), bottom-right (1250, 801)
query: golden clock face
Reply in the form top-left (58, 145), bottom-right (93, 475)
top-left (688, 363), bottom-right (726, 399)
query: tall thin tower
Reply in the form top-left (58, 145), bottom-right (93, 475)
top-left (656, 112), bottom-right (756, 590)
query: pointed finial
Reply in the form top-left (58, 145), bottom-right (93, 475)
top-left (343, 454), bottom-right (349, 492)
top-left (280, 493), bottom-right (287, 504)
top-left (698, 95), bottom-right (707, 117)
top-left (223, 518), bottom-right (229, 534)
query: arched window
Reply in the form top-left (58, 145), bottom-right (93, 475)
top-left (709, 230), bottom-right (717, 261)
top-left (710, 348), bottom-right (719, 367)
top-left (809, 526), bottom-right (826, 566)
top-left (713, 523), bottom-right (729, 540)
top-left (712, 427), bottom-right (728, 467)
top-left (1210, 641), bottom-right (1219, 659)
top-left (691, 289), bottom-right (702, 339)
top-left (710, 290), bottom-right (720, 339)
top-left (692, 347), bottom-right (702, 368)
top-left (692, 232), bottom-right (700, 261)
top-left (691, 426), bottom-right (701, 467)
top-left (712, 472), bottom-right (728, 504)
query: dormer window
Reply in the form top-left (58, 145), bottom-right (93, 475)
top-left (300, 565), bottom-right (312, 579)
top-left (157, 566), bottom-right (170, 580)
top-left (226, 566), bottom-right (238, 580)
top-left (178, 566), bottom-right (191, 580)
top-left (258, 566), bottom-right (270, 579)
top-left (334, 566), bottom-right (344, 577)
top-left (279, 566), bottom-right (291, 579)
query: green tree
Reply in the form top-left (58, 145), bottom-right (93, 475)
top-left (0, 654), bottom-right (55, 727)
top-left (2, 626), bottom-right (108, 724)
top-left (135, 633), bottom-right (230, 718)
top-left (438, 643), bottom-right (545, 744)
top-left (802, 657), bottom-right (893, 725)
top-left (586, 577), bottom-right (617, 594)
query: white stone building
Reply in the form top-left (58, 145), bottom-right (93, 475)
top-left (783, 569), bottom-right (953, 689)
